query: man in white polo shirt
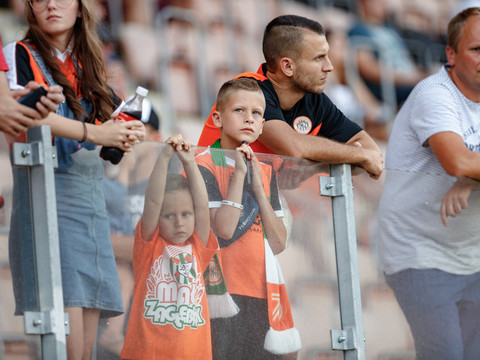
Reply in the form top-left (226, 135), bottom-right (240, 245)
top-left (377, 7), bottom-right (480, 360)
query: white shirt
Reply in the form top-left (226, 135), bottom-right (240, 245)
top-left (377, 66), bottom-right (480, 275)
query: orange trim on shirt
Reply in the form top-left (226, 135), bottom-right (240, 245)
top-left (311, 124), bottom-right (321, 136)
top-left (17, 42), bottom-right (49, 86)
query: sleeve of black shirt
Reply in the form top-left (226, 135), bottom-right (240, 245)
top-left (15, 43), bottom-right (35, 87)
top-left (318, 93), bottom-right (362, 143)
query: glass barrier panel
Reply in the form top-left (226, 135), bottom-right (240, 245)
top-left (96, 142), bottom-right (340, 360)
top-left (2, 138), bottom-right (477, 360)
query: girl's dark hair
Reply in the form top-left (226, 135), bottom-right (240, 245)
top-left (23, 0), bottom-right (114, 123)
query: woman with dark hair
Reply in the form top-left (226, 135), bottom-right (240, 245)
top-left (3, 0), bottom-right (145, 358)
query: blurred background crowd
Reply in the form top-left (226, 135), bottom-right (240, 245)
top-left (1, 0), bottom-right (476, 145)
top-left (0, 1), bottom-right (479, 359)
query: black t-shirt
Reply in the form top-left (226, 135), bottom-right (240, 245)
top-left (256, 63), bottom-right (362, 143)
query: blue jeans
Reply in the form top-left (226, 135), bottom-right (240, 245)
top-left (385, 269), bottom-right (480, 360)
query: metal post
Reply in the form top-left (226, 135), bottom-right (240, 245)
top-left (320, 164), bottom-right (366, 360)
top-left (12, 126), bottom-right (67, 359)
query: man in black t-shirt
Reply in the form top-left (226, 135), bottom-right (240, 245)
top-left (198, 14), bottom-right (383, 179)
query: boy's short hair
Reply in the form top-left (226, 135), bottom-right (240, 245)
top-left (165, 173), bottom-right (190, 194)
top-left (263, 15), bottom-right (325, 71)
top-left (216, 78), bottom-right (264, 112)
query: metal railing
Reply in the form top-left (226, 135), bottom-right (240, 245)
top-left (7, 128), bottom-right (366, 359)
top-left (11, 126), bottom-right (67, 359)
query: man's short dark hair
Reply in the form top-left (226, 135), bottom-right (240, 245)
top-left (262, 15), bottom-right (325, 71)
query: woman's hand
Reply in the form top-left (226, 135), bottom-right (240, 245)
top-left (24, 82), bottom-right (65, 117)
top-left (93, 119), bottom-right (145, 150)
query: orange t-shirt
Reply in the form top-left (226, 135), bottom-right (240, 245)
top-left (195, 149), bottom-right (283, 299)
top-left (121, 223), bottom-right (218, 360)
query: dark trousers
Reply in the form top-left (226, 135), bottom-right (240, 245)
top-left (211, 295), bottom-right (282, 360)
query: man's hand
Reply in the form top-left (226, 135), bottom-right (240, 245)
top-left (359, 147), bottom-right (384, 179)
top-left (0, 92), bottom-right (38, 136)
top-left (440, 177), bottom-right (479, 227)
top-left (0, 82), bottom-right (66, 137)
top-left (278, 161), bottom-right (329, 190)
top-left (351, 141), bottom-right (384, 179)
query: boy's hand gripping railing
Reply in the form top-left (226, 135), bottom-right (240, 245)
top-left (320, 164), bottom-right (366, 360)
top-left (12, 125), bottom-right (68, 359)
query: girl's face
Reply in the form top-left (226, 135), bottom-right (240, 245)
top-left (31, 0), bottom-right (80, 48)
top-left (157, 190), bottom-right (195, 245)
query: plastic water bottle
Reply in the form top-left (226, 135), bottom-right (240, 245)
top-left (100, 86), bottom-right (148, 164)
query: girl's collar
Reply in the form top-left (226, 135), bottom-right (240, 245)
top-left (53, 44), bottom-right (73, 63)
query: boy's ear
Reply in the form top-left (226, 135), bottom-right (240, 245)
top-left (212, 111), bottom-right (222, 129)
top-left (259, 118), bottom-right (265, 135)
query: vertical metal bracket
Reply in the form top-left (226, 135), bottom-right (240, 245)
top-left (64, 312), bottom-right (70, 335)
top-left (24, 311), bottom-right (70, 336)
top-left (322, 164), bottom-right (366, 360)
top-left (319, 175), bottom-right (344, 197)
top-left (13, 141), bottom-right (58, 168)
top-left (24, 310), bottom-right (54, 335)
top-left (12, 126), bottom-right (66, 359)
top-left (331, 328), bottom-right (357, 351)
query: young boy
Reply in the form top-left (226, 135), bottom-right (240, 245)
top-left (195, 78), bottom-right (301, 359)
top-left (121, 134), bottom-right (218, 360)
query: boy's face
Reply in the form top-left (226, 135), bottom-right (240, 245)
top-left (212, 90), bottom-right (265, 149)
top-left (157, 190), bottom-right (195, 244)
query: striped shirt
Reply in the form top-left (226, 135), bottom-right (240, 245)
top-left (377, 66), bottom-right (480, 275)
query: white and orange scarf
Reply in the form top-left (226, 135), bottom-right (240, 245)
top-left (204, 239), bottom-right (302, 355)
top-left (264, 238), bottom-right (302, 354)
top-left (203, 141), bottom-right (301, 354)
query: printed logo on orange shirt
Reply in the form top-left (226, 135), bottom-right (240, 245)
top-left (143, 245), bottom-right (206, 330)
top-left (171, 253), bottom-right (195, 284)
